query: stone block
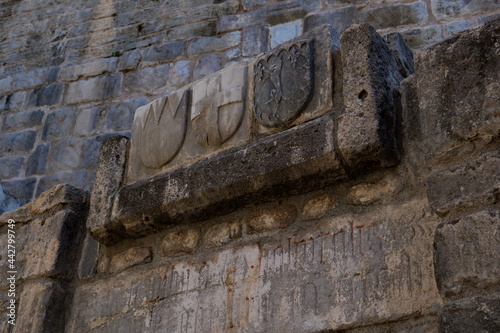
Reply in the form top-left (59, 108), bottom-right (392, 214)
top-left (112, 116), bottom-right (346, 241)
top-left (478, 13), bottom-right (500, 25)
top-left (13, 281), bottom-right (66, 333)
top-left (266, 0), bottom-right (320, 26)
top-left (188, 0), bottom-right (239, 22)
top-left (302, 193), bottom-right (336, 221)
top-left (434, 210), bottom-right (500, 299)
top-left (117, 50), bottom-right (141, 71)
top-left (193, 54), bottom-right (221, 80)
top-left (225, 48), bottom-right (241, 61)
top-left (66, 73), bottom-right (122, 104)
top-left (60, 58), bottom-right (118, 81)
top-left (360, 1), bottom-right (428, 30)
top-left (439, 295), bottom-right (500, 333)
top-left (347, 175), bottom-right (404, 206)
top-left (242, 25), bottom-right (269, 56)
top-left (12, 68), bottom-right (48, 91)
top-left (124, 64), bottom-right (170, 95)
top-left (253, 25), bottom-right (341, 134)
top-left (427, 151), bottom-right (500, 216)
top-left (0, 183), bottom-right (23, 215)
top-left (142, 41), bottom-right (185, 65)
top-left (0, 130), bottom-right (36, 155)
top-left (164, 20), bottom-right (217, 41)
top-left (78, 233), bottom-right (99, 279)
top-left (217, 9), bottom-right (265, 33)
top-left (73, 106), bottom-right (101, 136)
top-left (327, 0), bottom-right (367, 5)
top-left (242, 0), bottom-right (266, 10)
top-left (161, 228), bottom-right (200, 257)
top-left (88, 136), bottom-right (129, 245)
top-left (109, 247), bottom-right (153, 274)
top-left (3, 91), bottom-right (26, 112)
top-left (0, 77), bottom-right (12, 95)
top-left (30, 183), bottom-right (88, 216)
top-left (445, 20), bottom-right (473, 38)
top-left (27, 83), bottom-right (64, 107)
top-left (431, 0), bottom-right (499, 21)
top-left (36, 171), bottom-right (88, 197)
top-left (42, 107), bottom-right (75, 141)
top-left (304, 6), bottom-right (357, 33)
top-left (415, 19), bottom-right (500, 165)
top-left (247, 204), bottom-right (298, 234)
top-left (105, 98), bottom-right (148, 131)
top-left (1, 178), bottom-right (36, 203)
top-left (47, 138), bottom-right (84, 174)
top-left (337, 24), bottom-right (402, 170)
top-left (383, 32), bottom-right (415, 78)
top-left (204, 222), bottom-right (242, 248)
top-left (169, 60), bottom-right (191, 90)
top-left (187, 31), bottom-right (241, 57)
top-left (80, 133), bottom-right (129, 169)
top-left (270, 20), bottom-right (302, 48)
top-left (2, 109), bottom-right (44, 132)
top-left (399, 24), bottom-right (443, 49)
top-left (0, 157), bottom-right (24, 179)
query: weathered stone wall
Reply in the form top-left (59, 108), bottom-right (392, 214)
top-left (1, 0), bottom-right (499, 207)
top-left (0, 16), bottom-right (498, 333)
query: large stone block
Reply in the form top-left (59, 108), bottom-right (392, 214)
top-left (80, 133), bottom-right (130, 169)
top-left (2, 109), bottom-right (44, 133)
top-left (42, 107), bottom-right (76, 140)
top-left (304, 6), bottom-right (357, 33)
top-left (337, 23), bottom-right (403, 170)
top-left (1, 178), bottom-right (36, 204)
top-left (360, 1), bottom-right (428, 30)
top-left (193, 54), bottom-right (221, 80)
top-left (66, 73), bottom-right (122, 104)
top-left (399, 24), bottom-right (443, 49)
top-left (242, 25), bottom-right (269, 56)
top-left (26, 143), bottom-right (50, 176)
top-left (431, 0), bottom-right (499, 21)
top-left (105, 97), bottom-right (148, 131)
top-left (187, 31), bottom-right (241, 57)
top-left (60, 58), bottom-right (118, 81)
top-left (36, 171), bottom-right (88, 197)
top-left (27, 83), bottom-right (64, 107)
top-left (47, 138), bottom-right (84, 174)
top-left (0, 130), bottom-right (36, 155)
top-left (434, 210), bottom-right (500, 298)
top-left (415, 18), bottom-right (500, 165)
top-left (0, 157), bottom-right (24, 179)
top-left (269, 20), bottom-right (302, 48)
top-left (383, 32), bottom-right (415, 78)
top-left (72, 106), bottom-right (101, 136)
top-left (142, 41), bottom-right (185, 65)
top-left (123, 64), bottom-right (170, 95)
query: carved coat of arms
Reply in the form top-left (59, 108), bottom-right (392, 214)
top-left (133, 89), bottom-right (188, 168)
top-left (253, 39), bottom-right (313, 127)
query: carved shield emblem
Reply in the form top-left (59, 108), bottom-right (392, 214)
top-left (133, 89), bottom-right (188, 168)
top-left (253, 39), bottom-right (313, 127)
top-left (192, 65), bottom-right (247, 148)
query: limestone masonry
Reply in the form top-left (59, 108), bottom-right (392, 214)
top-left (0, 0), bottom-right (500, 332)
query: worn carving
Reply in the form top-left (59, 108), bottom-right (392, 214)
top-left (133, 89), bottom-right (188, 168)
top-left (192, 65), bottom-right (247, 148)
top-left (253, 39), bottom-right (314, 127)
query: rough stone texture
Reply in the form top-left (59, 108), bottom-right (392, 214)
top-left (347, 175), bottom-right (404, 206)
top-left (270, 20), bottom-right (302, 48)
top-left (415, 19), bottom-right (500, 166)
top-left (42, 107), bottom-right (76, 140)
top-left (242, 0), bottom-right (267, 10)
top-left (78, 233), bottom-right (99, 279)
top-left (112, 116), bottom-right (346, 241)
top-left (0, 183), bottom-right (22, 215)
top-left (383, 32), bottom-right (415, 78)
top-left (65, 74), bottom-right (122, 104)
top-left (399, 24), bottom-right (444, 49)
top-left (26, 143), bottom-right (50, 176)
top-left (142, 41), bottom-right (185, 65)
top-left (193, 54), bottom-right (221, 81)
top-left (302, 193), bottom-right (336, 221)
top-left (60, 58), bottom-right (118, 81)
top-left (2, 109), bottom-right (44, 132)
top-left (434, 210), bottom-right (500, 298)
top-left (1, 178), bottom-right (36, 203)
top-left (36, 171), bottom-right (88, 197)
top-left (431, 0), bottom-right (499, 21)
top-left (4, 91), bottom-right (27, 112)
top-left (80, 133), bottom-right (129, 169)
top-left (445, 20), bottom-right (474, 37)
top-left (88, 136), bottom-right (129, 245)
top-left (73, 106), bottom-right (101, 136)
top-left (361, 1), bottom-right (428, 30)
top-left (187, 31), bottom-right (241, 57)
top-left (109, 247), bottom-right (152, 274)
top-left (161, 228), bottom-right (200, 257)
top-left (117, 50), bottom-right (141, 71)
top-left (0, 156), bottom-right (24, 179)
top-left (439, 295), bottom-right (500, 333)
top-left (247, 204), bottom-right (298, 234)
top-left (204, 222), bottom-right (242, 248)
top-left (337, 23), bottom-right (403, 170)
top-left (0, 130), bottom-right (36, 155)
top-left (27, 83), bottom-right (64, 107)
top-left (105, 97), bottom-right (148, 131)
top-left (242, 25), bottom-right (269, 56)
top-left (47, 138), bottom-right (84, 174)
top-left (124, 64), bottom-right (170, 95)
top-left (427, 151), bottom-right (500, 216)
top-left (304, 6), bottom-right (357, 33)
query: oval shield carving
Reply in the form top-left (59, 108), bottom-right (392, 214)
top-left (253, 39), bottom-right (313, 127)
top-left (134, 89), bottom-right (188, 169)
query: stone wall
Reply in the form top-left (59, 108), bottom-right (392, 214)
top-left (0, 0), bottom-right (499, 207)
top-left (0, 16), bottom-right (499, 333)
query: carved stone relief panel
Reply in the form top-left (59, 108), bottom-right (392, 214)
top-left (191, 64), bottom-right (247, 148)
top-left (253, 39), bottom-right (313, 127)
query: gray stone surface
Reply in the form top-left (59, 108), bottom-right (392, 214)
top-left (112, 116), bottom-right (346, 240)
top-left (109, 247), bottom-right (152, 273)
top-left (217, 9), bottom-right (265, 33)
top-left (0, 77), bottom-right (12, 95)
top-left (431, 0), bottom-right (499, 20)
top-left (267, 0), bottom-right (321, 26)
top-left (124, 64), bottom-right (170, 95)
top-left (47, 138), bottom-right (84, 174)
top-left (42, 107), bottom-right (76, 141)
top-left (12, 68), bottom-right (48, 91)
top-left (383, 32), bottom-right (415, 78)
top-left (242, 0), bottom-right (267, 10)
top-left (36, 171), bottom-right (88, 197)
top-left (73, 106), bottom-right (101, 136)
top-left (66, 74), bottom-right (122, 104)
top-left (270, 20), bottom-right (302, 48)
top-left (167, 60), bottom-right (191, 92)
top-left (60, 58), bottom-right (118, 81)
top-left (0, 156), bottom-right (24, 179)
top-left (26, 143), bottom-right (50, 176)
top-left (88, 136), bottom-right (129, 245)
top-left (415, 19), bottom-right (500, 165)
top-left (117, 50), bottom-right (141, 71)
top-left (0, 130), bottom-right (36, 155)
top-left (434, 210), bottom-right (500, 299)
top-left (105, 97), bottom-right (148, 131)
top-left (242, 25), bottom-right (269, 56)
top-left (78, 233), bottom-right (99, 279)
top-left (427, 151), bottom-right (500, 216)
top-left (164, 20), bottom-right (217, 41)
top-left (225, 48), bottom-right (241, 61)
top-left (187, 31), bottom-right (241, 57)
top-left (3, 91), bottom-right (26, 112)
top-left (361, 1), bottom-right (428, 30)
top-left (80, 133), bottom-right (130, 169)
top-left (337, 23), bottom-right (402, 170)
top-left (445, 20), bottom-right (473, 37)
top-left (142, 41), bottom-right (185, 65)
top-left (27, 83), bottom-right (64, 107)
top-left (399, 24), bottom-right (443, 49)
top-left (2, 109), bottom-right (43, 132)
top-left (1, 178), bottom-right (36, 204)
top-left (304, 6), bottom-right (357, 33)
top-left (0, 183), bottom-right (22, 215)
top-left (193, 54), bottom-right (221, 80)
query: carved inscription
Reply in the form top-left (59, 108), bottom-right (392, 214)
top-left (253, 39), bottom-right (313, 127)
top-left (133, 89), bottom-right (188, 168)
top-left (192, 65), bottom-right (247, 148)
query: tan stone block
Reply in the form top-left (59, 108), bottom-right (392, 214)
top-left (109, 247), bottom-right (152, 274)
top-left (302, 193), bottom-right (336, 221)
top-left (204, 222), bottom-right (242, 248)
top-left (247, 204), bottom-right (298, 234)
top-left (347, 174), bottom-right (404, 205)
top-left (161, 228), bottom-right (200, 257)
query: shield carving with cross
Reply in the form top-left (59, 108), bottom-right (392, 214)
top-left (191, 65), bottom-right (247, 148)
